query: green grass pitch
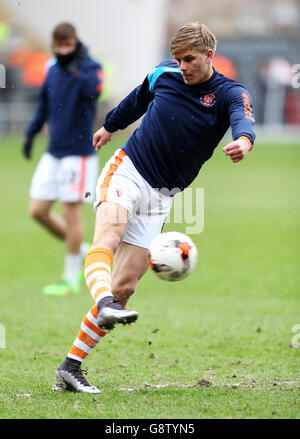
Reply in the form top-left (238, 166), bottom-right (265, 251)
top-left (0, 134), bottom-right (299, 419)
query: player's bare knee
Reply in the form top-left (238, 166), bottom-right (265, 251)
top-left (29, 205), bottom-right (48, 223)
top-left (92, 230), bottom-right (122, 253)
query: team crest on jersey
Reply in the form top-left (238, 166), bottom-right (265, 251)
top-left (200, 93), bottom-right (216, 107)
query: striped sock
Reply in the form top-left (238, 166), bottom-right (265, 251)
top-left (67, 304), bottom-right (109, 362)
top-left (67, 247), bottom-right (114, 363)
top-left (84, 247), bottom-right (113, 304)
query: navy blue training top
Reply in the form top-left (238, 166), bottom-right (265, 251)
top-left (104, 60), bottom-right (255, 191)
top-left (26, 44), bottom-right (103, 158)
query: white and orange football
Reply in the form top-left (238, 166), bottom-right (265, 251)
top-left (148, 232), bottom-right (198, 281)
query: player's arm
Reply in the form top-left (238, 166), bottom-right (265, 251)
top-left (77, 63), bottom-right (103, 100)
top-left (23, 80), bottom-right (48, 159)
top-left (223, 87), bottom-right (255, 163)
top-left (93, 76), bottom-right (154, 150)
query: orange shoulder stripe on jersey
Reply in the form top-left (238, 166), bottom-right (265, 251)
top-left (99, 149), bottom-right (127, 202)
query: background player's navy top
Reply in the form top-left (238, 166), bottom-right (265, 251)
top-left (26, 43), bottom-right (103, 158)
top-left (104, 60), bottom-right (255, 191)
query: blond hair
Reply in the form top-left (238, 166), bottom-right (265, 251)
top-left (170, 22), bottom-right (217, 55)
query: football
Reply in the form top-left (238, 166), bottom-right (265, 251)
top-left (148, 232), bottom-right (198, 281)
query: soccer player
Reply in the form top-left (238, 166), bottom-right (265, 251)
top-left (53, 22), bottom-right (255, 393)
top-left (23, 23), bottom-right (103, 296)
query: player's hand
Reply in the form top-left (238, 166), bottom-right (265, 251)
top-left (22, 137), bottom-right (34, 160)
top-left (222, 138), bottom-right (252, 163)
top-left (93, 126), bottom-right (112, 151)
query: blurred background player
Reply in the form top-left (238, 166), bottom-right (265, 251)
top-left (53, 22), bottom-right (255, 393)
top-left (23, 22), bottom-right (103, 296)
